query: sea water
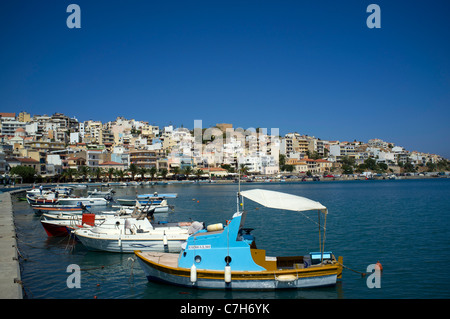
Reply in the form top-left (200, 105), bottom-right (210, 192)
top-left (11, 179), bottom-right (450, 299)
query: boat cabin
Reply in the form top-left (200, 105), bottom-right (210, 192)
top-left (178, 210), bottom-right (330, 272)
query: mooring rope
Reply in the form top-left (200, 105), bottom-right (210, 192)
top-left (337, 261), bottom-right (368, 277)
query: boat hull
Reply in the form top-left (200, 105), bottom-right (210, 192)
top-left (41, 221), bottom-right (71, 237)
top-left (26, 196), bottom-right (58, 205)
top-left (135, 251), bottom-right (342, 290)
top-left (57, 198), bottom-right (108, 206)
top-left (116, 200), bottom-right (170, 213)
top-left (32, 206), bottom-right (85, 215)
top-left (74, 231), bottom-right (187, 253)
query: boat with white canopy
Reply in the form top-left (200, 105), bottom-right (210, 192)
top-left (135, 188), bottom-right (343, 290)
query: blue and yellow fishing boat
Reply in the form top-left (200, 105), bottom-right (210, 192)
top-left (135, 189), bottom-right (343, 290)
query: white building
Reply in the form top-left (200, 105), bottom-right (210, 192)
top-left (238, 154), bottom-right (279, 174)
top-left (377, 151), bottom-right (395, 164)
top-left (0, 120), bottom-right (26, 136)
top-left (329, 144), bottom-right (356, 159)
top-left (70, 132), bottom-right (80, 144)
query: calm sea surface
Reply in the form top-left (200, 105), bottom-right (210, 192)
top-left (10, 179), bottom-right (450, 299)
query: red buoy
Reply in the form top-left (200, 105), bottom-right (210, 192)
top-left (376, 261), bottom-right (383, 271)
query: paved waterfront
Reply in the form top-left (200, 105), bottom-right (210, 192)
top-left (0, 191), bottom-right (23, 299)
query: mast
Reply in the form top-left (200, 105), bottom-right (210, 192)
top-left (237, 169), bottom-right (241, 212)
top-left (320, 209), bottom-right (328, 264)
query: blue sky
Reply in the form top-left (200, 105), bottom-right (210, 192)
top-left (1, 1), bottom-right (449, 158)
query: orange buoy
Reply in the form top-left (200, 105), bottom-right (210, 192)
top-left (376, 261), bottom-right (383, 271)
top-left (197, 200), bottom-right (199, 203)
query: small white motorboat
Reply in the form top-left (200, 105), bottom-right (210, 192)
top-left (56, 196), bottom-right (110, 206)
top-left (87, 188), bottom-right (115, 197)
top-left (73, 211), bottom-right (202, 253)
top-left (115, 193), bottom-right (177, 213)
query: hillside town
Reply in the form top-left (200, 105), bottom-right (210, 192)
top-left (0, 111), bottom-right (448, 184)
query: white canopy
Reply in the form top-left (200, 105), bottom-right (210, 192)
top-left (240, 189), bottom-right (327, 212)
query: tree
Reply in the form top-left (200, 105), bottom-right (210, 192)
top-left (107, 168), bottom-right (115, 181)
top-left (62, 168), bottom-right (77, 182)
top-left (9, 166), bottom-right (36, 183)
top-left (239, 164), bottom-right (249, 176)
top-left (91, 167), bottom-right (103, 182)
top-left (159, 168), bottom-right (168, 180)
top-left (355, 164), bottom-right (366, 173)
top-left (341, 156), bottom-right (355, 174)
top-left (306, 150), bottom-right (321, 160)
top-left (284, 165), bottom-right (294, 173)
top-left (149, 166), bottom-right (157, 181)
top-left (437, 160), bottom-right (449, 171)
top-left (378, 162), bottom-right (388, 172)
top-left (128, 164), bottom-right (138, 181)
top-left (195, 169), bottom-right (204, 180)
top-left (341, 156), bottom-right (356, 167)
top-left (78, 165), bottom-right (90, 182)
top-left (138, 167), bottom-right (148, 181)
top-left (342, 165), bottom-right (354, 174)
top-left (115, 169), bottom-right (125, 181)
top-left (279, 154), bottom-right (286, 167)
top-left (171, 166), bottom-right (180, 179)
top-left (426, 161), bottom-right (436, 172)
top-left (403, 162), bottom-right (415, 172)
top-left (182, 166), bottom-right (193, 179)
top-left (220, 164), bottom-right (235, 173)
top-left (363, 158), bottom-right (377, 171)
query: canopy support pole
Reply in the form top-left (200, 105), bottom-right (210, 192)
top-left (321, 209), bottom-right (327, 264)
top-left (318, 210), bottom-right (321, 262)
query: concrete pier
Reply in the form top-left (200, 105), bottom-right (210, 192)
top-left (0, 191), bottom-right (23, 299)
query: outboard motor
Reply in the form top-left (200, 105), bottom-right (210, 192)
top-left (188, 221), bottom-right (205, 235)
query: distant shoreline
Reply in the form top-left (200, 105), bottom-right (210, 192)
top-left (1, 174), bottom-right (449, 192)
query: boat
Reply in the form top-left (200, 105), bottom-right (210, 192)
top-left (137, 193), bottom-right (177, 199)
top-left (40, 209), bottom-right (134, 237)
top-left (51, 186), bottom-right (74, 196)
top-left (135, 188), bottom-right (343, 290)
top-left (106, 182), bottom-right (128, 186)
top-left (41, 213), bottom-right (97, 237)
top-left (26, 188), bottom-right (53, 197)
top-left (32, 204), bottom-right (86, 215)
top-left (87, 188), bottom-right (115, 197)
top-left (26, 193), bottom-right (59, 205)
top-left (128, 181), bottom-right (141, 186)
top-left (72, 209), bottom-right (202, 253)
top-left (56, 196), bottom-right (110, 206)
top-left (115, 193), bottom-right (176, 213)
top-left (71, 184), bottom-right (88, 188)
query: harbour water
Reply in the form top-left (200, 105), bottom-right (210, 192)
top-left (10, 179), bottom-right (450, 299)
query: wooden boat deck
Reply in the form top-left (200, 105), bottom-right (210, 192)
top-left (138, 251), bottom-right (179, 268)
